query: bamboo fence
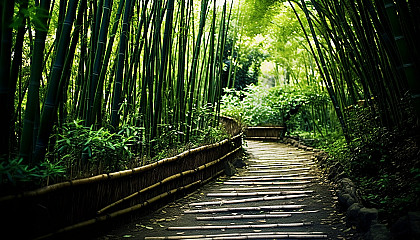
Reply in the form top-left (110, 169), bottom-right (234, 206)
top-left (0, 117), bottom-right (243, 239)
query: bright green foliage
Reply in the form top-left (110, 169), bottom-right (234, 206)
top-left (221, 0), bottom-right (420, 223)
top-left (51, 120), bottom-right (138, 178)
top-left (0, 158), bottom-right (38, 185)
top-left (221, 84), bottom-right (335, 135)
top-left (1, 0), bottom-right (237, 188)
top-left (0, 157), bottom-right (66, 187)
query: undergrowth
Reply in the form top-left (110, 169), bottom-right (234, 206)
top-left (0, 119), bottom-right (231, 191)
top-left (308, 105), bottom-right (420, 224)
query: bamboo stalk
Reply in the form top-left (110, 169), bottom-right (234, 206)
top-left (185, 205), bottom-right (306, 214)
top-left (145, 232), bottom-right (327, 240)
top-left (0, 133), bottom-right (242, 202)
top-left (145, 233), bottom-right (327, 240)
top-left (249, 163), bottom-right (311, 167)
top-left (223, 181), bottom-right (311, 185)
top-left (97, 146), bottom-right (241, 214)
top-left (167, 222), bottom-right (312, 230)
top-left (250, 160), bottom-right (313, 163)
top-left (232, 173), bottom-right (309, 179)
top-left (248, 168), bottom-right (311, 173)
top-left (207, 191), bottom-right (313, 197)
top-left (227, 177), bottom-right (314, 182)
top-left (269, 210), bottom-right (319, 214)
top-left (249, 166), bottom-right (311, 169)
top-left (219, 186), bottom-right (308, 191)
top-left (196, 214), bottom-right (292, 221)
top-left (189, 194), bottom-right (308, 206)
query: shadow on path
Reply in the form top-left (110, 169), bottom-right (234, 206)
top-left (93, 140), bottom-right (361, 239)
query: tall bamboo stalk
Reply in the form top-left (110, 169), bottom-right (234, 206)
top-left (299, 0), bottom-right (350, 142)
top-left (19, 0), bottom-right (52, 163)
top-left (0, 0), bottom-right (15, 158)
top-left (33, 0), bottom-right (80, 163)
top-left (110, 0), bottom-right (132, 129)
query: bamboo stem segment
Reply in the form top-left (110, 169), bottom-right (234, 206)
top-left (226, 177), bottom-right (314, 181)
top-left (269, 210), bottom-right (319, 214)
top-left (232, 173), bottom-right (309, 178)
top-left (219, 186), bottom-right (309, 191)
top-left (185, 205), bottom-right (306, 214)
top-left (207, 190), bottom-right (313, 197)
top-left (145, 233), bottom-right (327, 240)
top-left (248, 167), bottom-right (311, 173)
top-left (167, 222), bottom-right (312, 230)
top-left (223, 181), bottom-right (311, 185)
top-left (196, 213), bottom-right (292, 220)
top-left (189, 194), bottom-right (308, 206)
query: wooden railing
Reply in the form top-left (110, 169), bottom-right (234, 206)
top-left (244, 126), bottom-right (286, 140)
top-left (0, 117), bottom-right (243, 239)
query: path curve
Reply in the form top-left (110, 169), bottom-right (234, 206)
top-left (95, 141), bottom-right (360, 239)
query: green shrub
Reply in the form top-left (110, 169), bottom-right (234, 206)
top-left (51, 120), bottom-right (141, 178)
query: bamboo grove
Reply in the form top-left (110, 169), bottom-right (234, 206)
top-left (292, 0), bottom-right (420, 142)
top-left (0, 0), bottom-right (236, 169)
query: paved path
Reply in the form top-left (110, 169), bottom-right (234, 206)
top-left (95, 141), bottom-right (359, 239)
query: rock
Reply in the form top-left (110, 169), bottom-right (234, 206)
top-left (336, 177), bottom-right (359, 202)
top-left (224, 161), bottom-right (237, 176)
top-left (358, 207), bottom-right (378, 231)
top-left (233, 158), bottom-right (246, 168)
top-left (327, 162), bottom-right (343, 180)
top-left (338, 178), bottom-right (356, 188)
top-left (347, 203), bottom-right (362, 222)
top-left (365, 223), bottom-right (391, 240)
top-left (334, 171), bottom-right (349, 181)
top-left (337, 191), bottom-right (355, 209)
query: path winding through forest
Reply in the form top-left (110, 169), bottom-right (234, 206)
top-left (95, 141), bottom-right (360, 239)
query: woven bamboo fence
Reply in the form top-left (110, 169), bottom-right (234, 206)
top-left (244, 126), bottom-right (285, 140)
top-left (0, 117), bottom-right (242, 239)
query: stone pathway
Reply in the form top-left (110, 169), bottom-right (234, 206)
top-left (95, 141), bottom-right (360, 239)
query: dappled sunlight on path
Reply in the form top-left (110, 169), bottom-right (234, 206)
top-left (95, 140), bottom-right (360, 239)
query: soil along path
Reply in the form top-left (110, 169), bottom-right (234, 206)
top-left (95, 141), bottom-right (359, 239)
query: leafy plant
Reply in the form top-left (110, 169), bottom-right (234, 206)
top-left (51, 120), bottom-right (141, 179)
top-left (221, 84), bottom-right (332, 135)
top-left (0, 158), bottom-right (37, 185)
top-left (0, 157), bottom-right (66, 188)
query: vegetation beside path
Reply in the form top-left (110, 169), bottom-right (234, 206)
top-left (1, 0), bottom-right (419, 234)
top-left (219, 0), bottom-right (420, 229)
top-left (1, 0), bottom-right (236, 192)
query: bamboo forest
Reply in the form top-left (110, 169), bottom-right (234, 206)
top-left (1, 0), bottom-right (419, 239)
